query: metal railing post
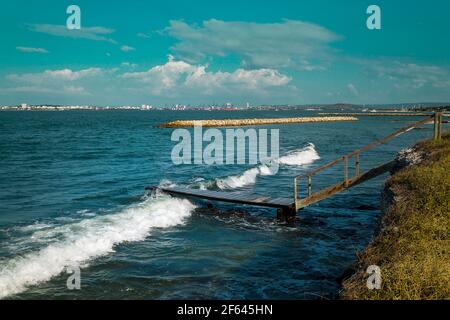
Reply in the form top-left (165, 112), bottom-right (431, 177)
top-left (434, 112), bottom-right (442, 140)
top-left (344, 156), bottom-right (349, 187)
top-left (355, 153), bottom-right (360, 177)
top-left (294, 176), bottom-right (298, 210)
top-left (308, 175), bottom-right (312, 197)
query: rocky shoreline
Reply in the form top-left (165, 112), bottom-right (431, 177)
top-left (380, 146), bottom-right (427, 213)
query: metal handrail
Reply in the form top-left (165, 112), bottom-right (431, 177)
top-left (294, 115), bottom-right (433, 181)
top-left (293, 114), bottom-right (438, 210)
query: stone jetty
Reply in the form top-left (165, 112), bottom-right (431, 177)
top-left (159, 116), bottom-right (358, 128)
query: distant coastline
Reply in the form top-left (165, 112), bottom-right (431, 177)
top-left (1, 103), bottom-right (449, 112)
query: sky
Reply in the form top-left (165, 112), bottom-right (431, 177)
top-left (1, 0), bottom-right (450, 106)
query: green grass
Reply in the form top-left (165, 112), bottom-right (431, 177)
top-left (341, 133), bottom-right (450, 300)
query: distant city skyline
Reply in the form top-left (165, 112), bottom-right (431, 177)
top-left (1, 0), bottom-right (450, 106)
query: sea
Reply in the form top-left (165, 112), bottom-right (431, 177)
top-left (0, 110), bottom-right (433, 299)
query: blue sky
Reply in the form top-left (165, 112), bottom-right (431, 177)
top-left (1, 0), bottom-right (450, 106)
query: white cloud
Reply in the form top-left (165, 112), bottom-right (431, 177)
top-left (27, 24), bottom-right (116, 43)
top-left (4, 68), bottom-right (104, 96)
top-left (3, 59), bottom-right (293, 103)
top-left (164, 19), bottom-right (340, 70)
top-left (347, 83), bottom-right (359, 96)
top-left (120, 45), bottom-right (135, 52)
top-left (121, 62), bottom-right (138, 68)
top-left (63, 85), bottom-right (88, 94)
top-left (7, 68), bottom-right (102, 83)
top-left (368, 60), bottom-right (450, 90)
top-left (2, 85), bottom-right (88, 95)
top-left (2, 86), bottom-right (59, 94)
top-left (137, 32), bottom-right (151, 39)
top-left (122, 55), bottom-right (292, 95)
top-left (16, 46), bottom-right (48, 54)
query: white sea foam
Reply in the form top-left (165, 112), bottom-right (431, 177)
top-left (17, 223), bottom-right (54, 233)
top-left (158, 178), bottom-right (177, 188)
top-left (216, 167), bottom-right (261, 189)
top-left (0, 195), bottom-right (196, 299)
top-left (276, 143), bottom-right (320, 166)
top-left (216, 143), bottom-right (320, 190)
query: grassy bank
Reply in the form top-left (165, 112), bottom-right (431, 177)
top-left (341, 133), bottom-right (450, 300)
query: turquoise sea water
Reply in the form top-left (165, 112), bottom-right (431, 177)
top-left (0, 110), bottom-right (434, 299)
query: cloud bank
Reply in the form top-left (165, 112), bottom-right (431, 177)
top-left (164, 19), bottom-right (341, 70)
top-left (122, 55), bottom-right (292, 95)
top-left (2, 56), bottom-right (295, 103)
top-left (27, 24), bottom-right (117, 43)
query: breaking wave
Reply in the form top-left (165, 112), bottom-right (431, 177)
top-left (202, 143), bottom-right (320, 190)
top-left (0, 194), bottom-right (196, 299)
top-left (216, 166), bottom-right (272, 190)
top-left (277, 143), bottom-right (320, 166)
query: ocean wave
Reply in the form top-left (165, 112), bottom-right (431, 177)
top-left (16, 223), bottom-right (54, 233)
top-left (276, 143), bottom-right (320, 166)
top-left (214, 143), bottom-right (320, 190)
top-left (0, 194), bottom-right (196, 299)
top-left (216, 167), bottom-right (264, 190)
